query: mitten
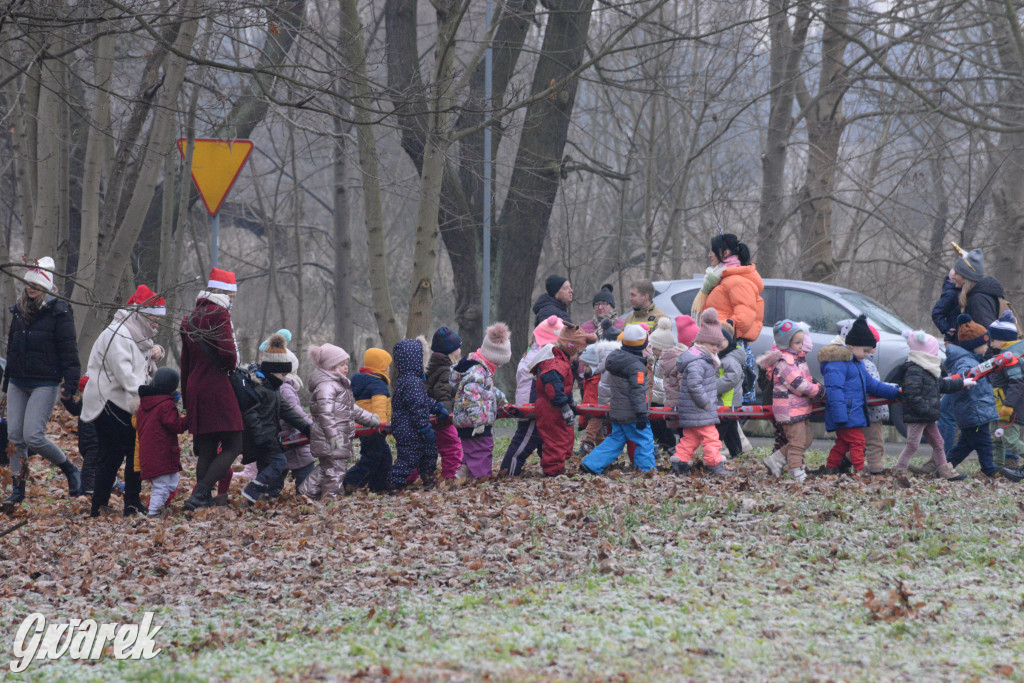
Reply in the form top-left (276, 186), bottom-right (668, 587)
top-left (417, 424), bottom-right (437, 444)
top-left (962, 377), bottom-right (977, 387)
top-left (560, 404), bottom-right (575, 426)
top-left (635, 416), bottom-right (649, 430)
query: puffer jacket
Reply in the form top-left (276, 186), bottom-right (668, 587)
top-left (717, 345), bottom-right (746, 408)
top-left (352, 370), bottom-right (391, 424)
top-left (425, 352), bottom-right (456, 412)
top-left (451, 355), bottom-right (507, 435)
top-left (931, 276), bottom-right (961, 342)
top-left (514, 345), bottom-right (544, 411)
top-left (81, 310), bottom-right (153, 422)
top-left (532, 344), bottom-right (574, 409)
top-left (651, 355), bottom-right (666, 406)
top-left (659, 343), bottom-right (689, 428)
top-left (604, 348), bottom-right (650, 424)
top-left (307, 367), bottom-right (377, 462)
top-left (532, 293), bottom-right (571, 325)
top-left (136, 390), bottom-right (188, 480)
top-left (580, 341), bottom-right (619, 407)
top-left (863, 357), bottom-right (889, 423)
top-left (893, 356), bottom-right (964, 424)
top-left (3, 296), bottom-right (80, 393)
top-left (944, 344), bottom-right (998, 428)
top-left (964, 276), bottom-right (1004, 328)
top-left (818, 343), bottom-right (899, 431)
top-left (703, 265), bottom-right (765, 341)
top-left (989, 339), bottom-right (1024, 420)
top-left (676, 345), bottom-right (720, 428)
top-left (279, 375), bottom-right (314, 470)
top-left (758, 346), bottom-right (825, 425)
top-left (241, 372), bottom-right (311, 464)
top-left (391, 339), bottom-right (435, 442)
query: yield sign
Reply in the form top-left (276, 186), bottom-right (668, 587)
top-left (177, 138), bottom-right (254, 216)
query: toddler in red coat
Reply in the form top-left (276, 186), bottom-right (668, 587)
top-left (137, 367), bottom-right (188, 517)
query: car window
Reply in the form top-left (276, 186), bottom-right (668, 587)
top-left (839, 292), bottom-right (913, 335)
top-left (671, 289), bottom-right (698, 318)
top-left (762, 286), bottom-right (781, 325)
top-left (783, 289), bottom-right (854, 334)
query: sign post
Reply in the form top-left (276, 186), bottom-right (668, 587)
top-left (176, 138), bottom-right (254, 268)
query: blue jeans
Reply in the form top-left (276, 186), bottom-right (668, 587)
top-left (947, 424), bottom-right (996, 475)
top-left (6, 382), bottom-right (65, 474)
top-left (581, 422), bottom-right (655, 473)
top-left (938, 393), bottom-right (957, 456)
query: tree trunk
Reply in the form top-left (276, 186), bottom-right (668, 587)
top-left (756, 0), bottom-right (810, 278)
top-left (495, 0), bottom-right (594, 387)
top-left (332, 103), bottom-right (352, 352)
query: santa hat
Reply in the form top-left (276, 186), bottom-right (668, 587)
top-left (904, 329), bottom-right (941, 356)
top-left (479, 322), bottom-right (513, 366)
top-left (24, 256), bottom-right (56, 292)
top-left (126, 284), bottom-right (166, 316)
top-left (207, 267), bottom-right (237, 292)
top-left (533, 315), bottom-right (565, 347)
top-left (988, 310), bottom-right (1019, 342)
top-left (648, 317), bottom-right (675, 351)
top-left (694, 308), bottom-right (725, 347)
top-left (675, 315), bottom-right (698, 346)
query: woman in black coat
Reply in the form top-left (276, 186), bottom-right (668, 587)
top-left (2, 258), bottom-right (82, 506)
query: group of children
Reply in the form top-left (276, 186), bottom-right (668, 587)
top-left (66, 298), bottom-right (1024, 517)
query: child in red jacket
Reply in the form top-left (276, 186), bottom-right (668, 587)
top-left (137, 367), bottom-right (188, 517)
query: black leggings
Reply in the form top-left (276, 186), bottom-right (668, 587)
top-left (90, 402), bottom-right (142, 515)
top-left (193, 431), bottom-right (243, 488)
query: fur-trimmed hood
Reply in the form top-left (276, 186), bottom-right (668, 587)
top-left (817, 343), bottom-right (853, 363)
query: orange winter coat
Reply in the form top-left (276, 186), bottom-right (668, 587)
top-left (703, 265), bottom-right (765, 342)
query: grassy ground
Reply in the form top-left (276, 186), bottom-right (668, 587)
top-left (2, 429), bottom-right (1024, 681)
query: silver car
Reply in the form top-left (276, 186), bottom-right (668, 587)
top-left (653, 277), bottom-right (915, 430)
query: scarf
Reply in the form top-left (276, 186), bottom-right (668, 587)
top-left (197, 290), bottom-right (232, 310)
top-left (111, 308), bottom-right (157, 346)
top-left (908, 350), bottom-right (942, 377)
top-left (470, 350), bottom-right (497, 376)
top-left (591, 309), bottom-right (619, 329)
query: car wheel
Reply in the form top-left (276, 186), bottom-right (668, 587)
top-left (885, 368), bottom-right (908, 438)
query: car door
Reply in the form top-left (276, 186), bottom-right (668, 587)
top-left (779, 288), bottom-right (858, 380)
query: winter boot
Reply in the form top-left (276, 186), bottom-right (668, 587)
top-left (578, 462), bottom-right (599, 476)
top-left (936, 462), bottom-right (966, 481)
top-left (242, 481), bottom-right (265, 505)
top-left (908, 460), bottom-right (938, 477)
top-left (836, 456), bottom-right (852, 474)
top-left (123, 497), bottom-right (144, 517)
top-left (788, 467), bottom-right (807, 484)
top-left (762, 450), bottom-right (785, 477)
top-left (184, 482), bottom-right (214, 511)
top-left (575, 441), bottom-right (595, 458)
top-left (999, 466), bottom-right (1024, 482)
top-left (58, 459), bottom-right (82, 497)
top-left (707, 463), bottom-right (732, 477)
top-left (3, 474), bottom-right (26, 507)
top-left (670, 458), bottom-right (691, 475)
top-left (211, 494), bottom-right (230, 506)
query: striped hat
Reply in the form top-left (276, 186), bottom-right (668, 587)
top-left (988, 311), bottom-right (1019, 342)
top-left (621, 323), bottom-right (649, 349)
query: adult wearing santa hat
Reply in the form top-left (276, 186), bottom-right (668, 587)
top-left (180, 267), bottom-right (243, 510)
top-left (2, 257), bottom-right (82, 507)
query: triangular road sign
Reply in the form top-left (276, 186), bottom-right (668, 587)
top-left (177, 138), bottom-right (254, 216)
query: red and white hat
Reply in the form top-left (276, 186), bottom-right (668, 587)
top-left (24, 256), bottom-right (56, 292)
top-left (126, 284), bottom-right (166, 316)
top-left (207, 267), bottom-right (237, 292)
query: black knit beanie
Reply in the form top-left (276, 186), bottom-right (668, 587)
top-left (545, 275), bottom-right (568, 297)
top-left (844, 315), bottom-right (876, 348)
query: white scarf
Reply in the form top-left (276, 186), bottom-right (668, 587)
top-left (111, 309), bottom-right (157, 346)
top-left (198, 290), bottom-right (232, 310)
top-left (908, 350), bottom-right (942, 377)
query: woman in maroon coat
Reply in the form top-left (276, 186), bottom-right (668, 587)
top-left (179, 268), bottom-right (243, 510)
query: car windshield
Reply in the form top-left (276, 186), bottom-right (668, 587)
top-left (839, 292), bottom-right (913, 335)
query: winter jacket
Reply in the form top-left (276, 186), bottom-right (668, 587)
top-left (758, 347), bottom-right (825, 425)
top-left (659, 343), bottom-right (688, 429)
top-left (242, 372), bottom-right (311, 464)
top-left (307, 367), bottom-right (375, 462)
top-left (703, 265), bottom-right (766, 341)
top-left (581, 315), bottom-right (622, 341)
top-left (964, 276), bottom-right (1004, 328)
top-left (451, 356), bottom-right (507, 435)
top-left (425, 352), bottom-right (456, 412)
top-left (391, 339), bottom-right (436, 444)
top-left (818, 343), bottom-right (899, 431)
top-left (81, 310), bottom-right (153, 422)
top-left (532, 345), bottom-right (574, 409)
top-left (604, 348), bottom-right (650, 424)
top-left (932, 277), bottom-right (961, 342)
top-left (861, 358), bottom-right (888, 422)
top-left (136, 389), bottom-right (188, 480)
top-left (532, 293), bottom-right (571, 326)
top-left (515, 345), bottom-right (545, 406)
top-left (717, 345), bottom-right (746, 409)
top-left (619, 302), bottom-right (669, 329)
top-left (352, 371), bottom-right (391, 424)
top-left (279, 375), bottom-right (314, 470)
top-left (892, 358), bottom-right (964, 424)
top-left (180, 295), bottom-right (242, 435)
top-left (675, 345), bottom-right (720, 428)
top-left (651, 355), bottom-right (667, 406)
top-left (579, 340), bottom-right (619, 408)
top-left (944, 344), bottom-right (999, 428)
top-left (989, 339), bottom-right (1024, 421)
top-left (3, 296), bottom-right (80, 393)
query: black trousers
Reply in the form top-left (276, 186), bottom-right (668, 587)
top-left (90, 402), bottom-right (142, 516)
top-left (717, 420), bottom-right (743, 458)
top-left (344, 435), bottom-right (393, 492)
top-left (193, 431), bottom-right (244, 489)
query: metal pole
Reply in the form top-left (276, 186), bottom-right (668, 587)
top-left (210, 212), bottom-right (220, 268)
top-left (482, 0), bottom-right (493, 330)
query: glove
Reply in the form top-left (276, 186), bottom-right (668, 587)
top-left (432, 402), bottom-right (450, 421)
top-left (301, 422), bottom-right (312, 437)
top-left (962, 377), bottom-right (977, 388)
top-left (368, 415), bottom-right (382, 429)
top-left (560, 404), bottom-right (575, 426)
top-left (171, 391), bottom-right (182, 404)
top-left (635, 417), bottom-right (649, 430)
top-left (472, 425), bottom-right (485, 437)
top-left (417, 424), bottom-right (437, 444)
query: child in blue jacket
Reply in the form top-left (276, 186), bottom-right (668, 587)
top-left (818, 315), bottom-right (900, 474)
top-left (944, 315), bottom-right (1001, 478)
top-left (386, 339), bottom-right (440, 490)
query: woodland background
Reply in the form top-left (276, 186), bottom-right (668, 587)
top-left (3, 0), bottom-right (1024, 376)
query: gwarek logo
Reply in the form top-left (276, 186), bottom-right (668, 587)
top-left (9, 612), bottom-right (162, 673)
